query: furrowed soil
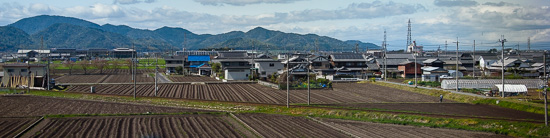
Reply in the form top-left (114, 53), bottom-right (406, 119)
top-left (0, 95), bottom-right (208, 117)
top-left (169, 76), bottom-right (219, 82)
top-left (0, 118), bottom-right (37, 137)
top-left (316, 118), bottom-right (511, 138)
top-left (24, 114), bottom-right (251, 138)
top-left (322, 103), bottom-right (544, 121)
top-left (235, 113), bottom-right (349, 138)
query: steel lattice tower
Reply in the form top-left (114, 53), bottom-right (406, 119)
top-left (407, 19), bottom-right (412, 52)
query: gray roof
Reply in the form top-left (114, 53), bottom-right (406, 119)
top-left (330, 54), bottom-right (367, 62)
top-left (386, 54), bottom-right (413, 59)
top-left (218, 51), bottom-right (248, 58)
top-left (423, 58), bottom-right (444, 64)
top-left (376, 58), bottom-right (409, 66)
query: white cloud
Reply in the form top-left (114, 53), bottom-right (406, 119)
top-left (113, 0), bottom-right (156, 5)
top-left (434, 0), bottom-right (478, 7)
top-left (193, 0), bottom-right (304, 6)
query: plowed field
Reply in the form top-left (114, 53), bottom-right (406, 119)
top-left (0, 95), bottom-right (205, 117)
top-left (236, 113), bottom-right (348, 137)
top-left (25, 115), bottom-right (249, 138)
top-left (169, 76), bottom-right (219, 82)
top-left (316, 118), bottom-right (509, 138)
top-left (0, 118), bottom-right (37, 138)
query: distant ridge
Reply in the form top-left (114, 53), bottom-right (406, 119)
top-left (0, 15), bottom-right (380, 52)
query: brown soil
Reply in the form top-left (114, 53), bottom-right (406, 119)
top-left (317, 118), bottom-right (511, 138)
top-left (66, 83), bottom-right (445, 105)
top-left (323, 103), bottom-right (544, 121)
top-left (0, 95), bottom-right (207, 117)
top-left (169, 76), bottom-right (219, 82)
top-left (235, 113), bottom-right (349, 138)
top-left (0, 118), bottom-right (37, 137)
top-left (25, 114), bottom-right (247, 138)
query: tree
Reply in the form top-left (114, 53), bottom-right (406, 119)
top-left (488, 48), bottom-right (497, 53)
top-left (50, 63), bottom-right (59, 75)
top-left (175, 66), bottom-right (183, 75)
top-left (124, 59), bottom-right (132, 74)
top-left (78, 59), bottom-right (91, 74)
top-left (111, 60), bottom-right (120, 72)
top-left (92, 59), bottom-right (107, 74)
top-left (211, 62), bottom-right (222, 76)
top-left (64, 60), bottom-right (75, 75)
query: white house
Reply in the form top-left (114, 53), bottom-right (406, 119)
top-left (421, 67), bottom-right (448, 82)
top-left (254, 59), bottom-right (283, 79)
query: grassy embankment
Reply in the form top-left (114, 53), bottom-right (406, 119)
top-left (1, 89), bottom-right (550, 137)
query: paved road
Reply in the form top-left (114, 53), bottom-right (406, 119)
top-left (380, 81), bottom-right (493, 99)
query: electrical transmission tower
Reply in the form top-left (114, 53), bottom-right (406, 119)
top-left (406, 19), bottom-right (412, 53)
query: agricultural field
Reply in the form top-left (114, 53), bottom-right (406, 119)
top-left (316, 118), bottom-right (508, 138)
top-left (52, 69), bottom-right (161, 75)
top-left (0, 118), bottom-right (38, 138)
top-left (55, 74), bottom-right (154, 83)
top-left (323, 103), bottom-right (544, 121)
top-left (169, 76), bottom-right (219, 82)
top-left (0, 95), bottom-right (206, 117)
top-left (24, 114), bottom-right (251, 138)
top-left (65, 83), bottom-right (445, 104)
top-left (235, 113), bottom-right (349, 137)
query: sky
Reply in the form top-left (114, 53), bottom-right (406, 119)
top-left (0, 0), bottom-right (549, 51)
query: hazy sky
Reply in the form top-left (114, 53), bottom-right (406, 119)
top-left (1, 0), bottom-right (549, 50)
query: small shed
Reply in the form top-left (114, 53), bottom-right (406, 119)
top-left (493, 84), bottom-right (528, 96)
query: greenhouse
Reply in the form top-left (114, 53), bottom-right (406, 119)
top-left (441, 79), bottom-right (544, 90)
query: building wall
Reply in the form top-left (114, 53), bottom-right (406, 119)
top-left (255, 62), bottom-right (283, 78)
top-left (225, 69), bottom-right (249, 80)
top-left (2, 66), bottom-right (47, 86)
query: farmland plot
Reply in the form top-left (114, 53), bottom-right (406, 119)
top-left (316, 118), bottom-right (509, 138)
top-left (54, 75), bottom-right (108, 83)
top-left (236, 113), bottom-right (348, 137)
top-left (169, 76), bottom-right (219, 82)
top-left (0, 95), bottom-right (206, 117)
top-left (0, 118), bottom-right (37, 138)
top-left (25, 115), bottom-right (250, 138)
top-left (66, 83), bottom-right (445, 104)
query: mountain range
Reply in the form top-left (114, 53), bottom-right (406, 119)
top-left (0, 15), bottom-right (380, 52)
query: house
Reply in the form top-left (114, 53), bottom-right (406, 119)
top-left (376, 58), bottom-right (409, 78)
top-left (397, 61), bottom-right (422, 78)
top-left (406, 41), bottom-right (423, 54)
top-left (330, 54), bottom-right (369, 78)
top-left (1, 64), bottom-right (47, 88)
top-left (17, 50), bottom-right (50, 61)
top-left (421, 67), bottom-right (448, 81)
top-left (164, 55), bottom-right (186, 74)
top-left (422, 58), bottom-right (445, 68)
top-left (219, 59), bottom-right (252, 80)
top-left (478, 55), bottom-right (499, 69)
top-left (187, 55), bottom-right (211, 74)
top-left (254, 59), bottom-right (283, 80)
top-left (196, 63), bottom-right (212, 76)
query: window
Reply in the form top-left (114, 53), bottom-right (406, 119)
top-left (357, 62), bottom-right (363, 66)
top-left (313, 62), bottom-right (322, 66)
top-left (346, 63), bottom-right (352, 66)
top-left (239, 62), bottom-right (245, 66)
top-left (262, 71), bottom-right (266, 75)
top-left (269, 63), bottom-right (274, 67)
top-left (7, 69), bottom-right (14, 72)
top-left (21, 69), bottom-right (27, 73)
top-left (224, 62), bottom-right (230, 66)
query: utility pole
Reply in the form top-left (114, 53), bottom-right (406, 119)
top-left (517, 42), bottom-right (520, 59)
top-left (473, 40), bottom-right (476, 78)
top-left (445, 41), bottom-right (448, 55)
top-left (286, 46), bottom-right (290, 108)
top-left (43, 36), bottom-right (50, 90)
top-left (307, 51), bottom-right (310, 105)
top-left (499, 35), bottom-right (507, 98)
top-left (543, 50), bottom-right (547, 126)
top-left (383, 30), bottom-right (387, 81)
top-left (155, 54), bottom-right (158, 96)
top-left (453, 38), bottom-right (459, 92)
top-left (355, 43), bottom-right (359, 53)
top-left (133, 44), bottom-right (136, 100)
top-left (414, 41), bottom-right (417, 87)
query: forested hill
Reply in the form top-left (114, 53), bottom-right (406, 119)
top-left (1, 15), bottom-right (380, 52)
